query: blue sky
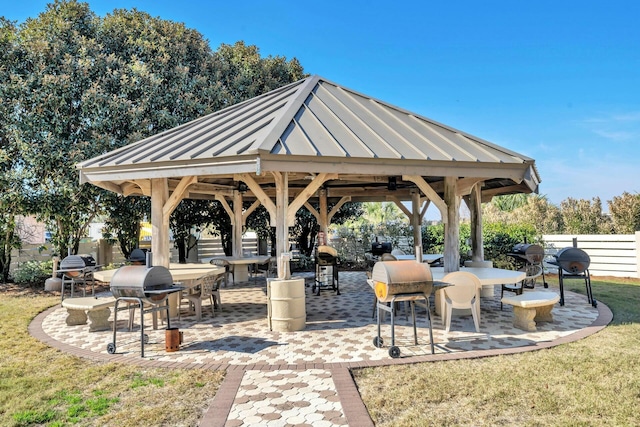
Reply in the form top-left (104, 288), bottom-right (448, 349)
top-left (4, 1), bottom-right (640, 211)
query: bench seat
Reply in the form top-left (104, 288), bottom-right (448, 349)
top-left (501, 291), bottom-right (560, 332)
top-left (61, 296), bottom-right (116, 332)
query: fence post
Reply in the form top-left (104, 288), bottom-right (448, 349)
top-left (636, 231), bottom-right (640, 279)
top-left (98, 239), bottom-right (113, 267)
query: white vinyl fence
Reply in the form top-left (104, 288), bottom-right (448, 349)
top-left (542, 232), bottom-right (640, 278)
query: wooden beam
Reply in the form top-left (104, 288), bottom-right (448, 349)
top-left (456, 178), bottom-right (485, 197)
top-left (163, 176), bottom-right (197, 218)
top-left (318, 189), bottom-right (328, 236)
top-left (403, 175), bottom-right (448, 223)
top-left (387, 195), bottom-right (412, 218)
top-left (238, 173), bottom-right (276, 225)
top-left (96, 181), bottom-right (124, 195)
top-left (233, 191), bottom-right (243, 257)
top-left (469, 181), bottom-right (484, 262)
top-left (150, 178), bottom-right (169, 267)
top-left (131, 179), bottom-right (152, 196)
top-left (273, 171), bottom-right (289, 278)
top-left (420, 199), bottom-right (431, 219)
top-left (216, 195), bottom-right (235, 226)
top-left (304, 201), bottom-right (320, 221)
top-left (411, 189), bottom-right (421, 250)
top-left (287, 173), bottom-right (337, 226)
top-left (328, 196), bottom-right (351, 222)
top-left (443, 176), bottom-right (460, 273)
top-left (242, 199), bottom-right (262, 224)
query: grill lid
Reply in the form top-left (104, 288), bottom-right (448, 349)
top-left (371, 260), bottom-right (433, 302)
top-left (553, 247), bottom-right (590, 274)
top-left (511, 244), bottom-right (544, 264)
top-left (110, 265), bottom-right (174, 295)
top-left (371, 242), bottom-right (392, 256)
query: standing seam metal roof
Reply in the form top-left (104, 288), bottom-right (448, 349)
top-left (78, 75), bottom-right (536, 172)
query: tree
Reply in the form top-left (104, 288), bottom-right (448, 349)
top-left (608, 192), bottom-right (640, 233)
top-left (290, 202), bottom-right (363, 256)
top-left (560, 197), bottom-right (611, 234)
top-left (170, 199), bottom-right (218, 263)
top-left (101, 194), bottom-right (150, 260)
top-left (0, 18), bottom-right (25, 280)
top-left (12, 1), bottom-right (109, 256)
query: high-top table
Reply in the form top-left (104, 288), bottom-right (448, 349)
top-left (201, 255), bottom-right (272, 282)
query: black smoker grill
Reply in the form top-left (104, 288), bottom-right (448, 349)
top-left (507, 243), bottom-right (548, 288)
top-left (313, 245), bottom-right (340, 296)
top-left (107, 265), bottom-right (183, 357)
top-left (548, 247), bottom-right (596, 307)
top-left (370, 261), bottom-right (435, 358)
top-left (59, 254), bottom-right (99, 300)
top-left (370, 242), bottom-right (392, 257)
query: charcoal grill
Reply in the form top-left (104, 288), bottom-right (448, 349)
top-left (313, 245), bottom-right (339, 296)
top-left (548, 247), bottom-right (596, 307)
top-left (370, 242), bottom-right (392, 257)
top-left (107, 265), bottom-right (184, 357)
top-left (58, 254), bottom-right (100, 301)
top-left (370, 260), bottom-right (435, 357)
top-left (507, 243), bottom-right (548, 288)
top-left (127, 248), bottom-right (148, 264)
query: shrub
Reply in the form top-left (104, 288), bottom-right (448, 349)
top-left (13, 260), bottom-right (53, 286)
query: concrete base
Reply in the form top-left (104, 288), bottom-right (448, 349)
top-left (45, 277), bottom-right (62, 292)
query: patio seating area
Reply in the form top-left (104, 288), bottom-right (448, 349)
top-left (37, 270), bottom-right (602, 367)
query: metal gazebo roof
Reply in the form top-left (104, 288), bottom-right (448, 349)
top-left (78, 75), bottom-right (540, 202)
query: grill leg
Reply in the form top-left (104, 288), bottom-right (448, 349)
top-left (425, 302), bottom-right (435, 354)
top-left (411, 301), bottom-right (418, 345)
top-left (390, 297), bottom-right (396, 348)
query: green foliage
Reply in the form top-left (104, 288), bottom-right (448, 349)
top-left (12, 409), bottom-right (58, 425)
top-left (560, 197), bottom-right (612, 234)
top-left (291, 202), bottom-right (363, 257)
top-left (482, 222), bottom-right (538, 269)
top-left (12, 260), bottom-right (53, 285)
top-left (101, 194), bottom-right (150, 259)
top-left (170, 199), bottom-right (217, 262)
top-left (608, 192), bottom-right (640, 233)
top-left (422, 221), bottom-right (537, 269)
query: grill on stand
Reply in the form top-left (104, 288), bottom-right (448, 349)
top-left (313, 245), bottom-right (340, 296)
top-left (370, 261), bottom-right (435, 358)
top-left (507, 243), bottom-right (548, 288)
top-left (370, 242), bottom-right (392, 257)
top-left (59, 254), bottom-right (99, 300)
top-left (107, 262), bottom-right (184, 357)
top-left (548, 247), bottom-right (596, 307)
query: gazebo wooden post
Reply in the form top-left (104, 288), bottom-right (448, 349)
top-left (443, 177), bottom-right (460, 273)
top-left (469, 182), bottom-right (484, 262)
top-left (151, 178), bottom-right (170, 268)
top-left (233, 191), bottom-right (243, 258)
top-left (319, 188), bottom-right (328, 239)
top-left (273, 171), bottom-right (289, 278)
top-left (411, 189), bottom-right (422, 253)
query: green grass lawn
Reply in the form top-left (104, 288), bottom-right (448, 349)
top-left (0, 290), bottom-right (224, 426)
top-left (353, 276), bottom-right (640, 426)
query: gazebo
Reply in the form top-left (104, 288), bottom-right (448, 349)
top-left (77, 75), bottom-right (540, 274)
